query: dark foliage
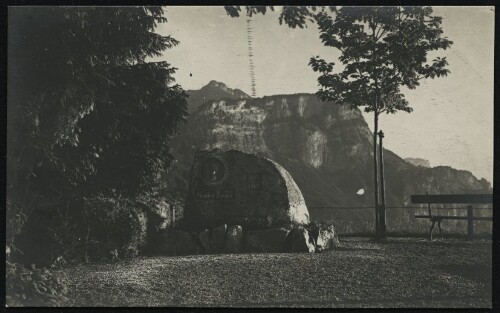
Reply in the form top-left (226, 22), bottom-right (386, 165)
top-left (8, 7), bottom-right (187, 200)
top-left (80, 196), bottom-right (148, 261)
top-left (224, 6), bottom-right (332, 29)
top-left (6, 262), bottom-right (72, 307)
top-left (309, 6), bottom-right (453, 114)
top-left (7, 7), bottom-right (187, 264)
top-left (14, 196), bottom-right (149, 266)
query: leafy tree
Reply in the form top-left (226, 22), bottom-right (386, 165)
top-left (7, 7), bottom-right (187, 252)
top-left (225, 6), bottom-right (453, 236)
top-left (224, 6), bottom-right (325, 28)
top-left (308, 6), bottom-right (452, 235)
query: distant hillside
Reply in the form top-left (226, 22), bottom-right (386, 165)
top-left (168, 81), bottom-right (492, 208)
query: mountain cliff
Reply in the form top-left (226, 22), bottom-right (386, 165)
top-left (404, 158), bottom-right (431, 168)
top-left (186, 80), bottom-right (250, 113)
top-left (169, 81), bottom-right (491, 208)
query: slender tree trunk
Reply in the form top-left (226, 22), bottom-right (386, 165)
top-left (84, 225), bottom-right (90, 264)
top-left (379, 130), bottom-right (387, 239)
top-left (373, 112), bottom-right (379, 238)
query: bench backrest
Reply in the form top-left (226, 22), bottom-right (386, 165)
top-left (411, 194), bottom-right (493, 204)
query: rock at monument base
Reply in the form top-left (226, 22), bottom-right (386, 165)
top-left (158, 229), bottom-right (200, 255)
top-left (315, 225), bottom-right (340, 252)
top-left (198, 229), bottom-right (212, 253)
top-left (245, 228), bottom-right (290, 252)
top-left (223, 225), bottom-right (243, 253)
top-left (287, 226), bottom-right (315, 253)
top-left (211, 224), bottom-right (227, 252)
top-left (306, 222), bottom-right (320, 244)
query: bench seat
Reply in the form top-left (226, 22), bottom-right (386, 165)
top-left (411, 193), bottom-right (493, 240)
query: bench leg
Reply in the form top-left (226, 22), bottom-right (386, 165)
top-left (437, 221), bottom-right (443, 239)
top-left (430, 220), bottom-right (435, 241)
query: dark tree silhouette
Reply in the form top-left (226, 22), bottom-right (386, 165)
top-left (224, 6), bottom-right (325, 28)
top-left (7, 7), bottom-right (188, 229)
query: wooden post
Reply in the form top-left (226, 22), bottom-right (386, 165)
top-left (467, 205), bottom-right (474, 240)
top-left (378, 130), bottom-right (387, 239)
top-left (426, 192), bottom-right (432, 216)
top-left (171, 205), bottom-right (175, 228)
top-left (85, 225), bottom-right (90, 264)
top-left (426, 192), bottom-right (432, 241)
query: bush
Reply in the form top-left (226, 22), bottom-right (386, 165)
top-left (6, 199), bottom-right (35, 262)
top-left (80, 196), bottom-right (148, 261)
top-left (14, 195), bottom-right (148, 266)
top-left (6, 200), bottom-right (29, 246)
top-left (6, 261), bottom-right (72, 307)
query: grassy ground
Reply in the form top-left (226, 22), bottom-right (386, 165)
top-left (58, 237), bottom-right (492, 308)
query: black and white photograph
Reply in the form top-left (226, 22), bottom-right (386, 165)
top-left (5, 5), bottom-right (494, 308)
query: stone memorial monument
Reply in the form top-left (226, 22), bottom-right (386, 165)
top-left (154, 149), bottom-right (339, 255)
top-left (182, 149), bottom-right (310, 230)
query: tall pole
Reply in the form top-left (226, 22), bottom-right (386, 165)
top-left (246, 19), bottom-right (256, 97)
top-left (378, 130), bottom-right (387, 239)
top-left (373, 114), bottom-right (379, 238)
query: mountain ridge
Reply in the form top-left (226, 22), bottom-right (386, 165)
top-left (186, 80), bottom-right (251, 113)
top-left (168, 81), bottom-right (491, 208)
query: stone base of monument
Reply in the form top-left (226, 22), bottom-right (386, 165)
top-left (245, 228), bottom-right (290, 252)
top-left (154, 222), bottom-right (339, 256)
top-left (287, 226), bottom-right (316, 253)
top-left (156, 229), bottom-right (202, 255)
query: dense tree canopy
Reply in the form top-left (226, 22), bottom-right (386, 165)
top-left (309, 6), bottom-right (452, 113)
top-left (7, 7), bottom-right (188, 206)
top-left (224, 6), bottom-right (327, 28)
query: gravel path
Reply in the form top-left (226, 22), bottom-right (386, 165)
top-left (61, 237), bottom-right (492, 308)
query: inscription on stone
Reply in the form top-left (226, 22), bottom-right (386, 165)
top-left (196, 189), bottom-right (235, 199)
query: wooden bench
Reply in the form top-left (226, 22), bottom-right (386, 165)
top-left (411, 194), bottom-right (493, 240)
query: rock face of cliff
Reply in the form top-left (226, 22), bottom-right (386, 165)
top-left (170, 81), bottom-right (491, 208)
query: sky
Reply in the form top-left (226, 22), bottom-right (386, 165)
top-left (155, 6), bottom-right (494, 183)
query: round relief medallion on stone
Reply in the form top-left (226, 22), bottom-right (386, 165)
top-left (201, 156), bottom-right (228, 186)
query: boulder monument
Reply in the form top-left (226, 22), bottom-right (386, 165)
top-left (182, 149), bottom-right (310, 230)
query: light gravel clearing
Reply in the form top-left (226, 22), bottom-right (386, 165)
top-left (60, 237), bottom-right (492, 308)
